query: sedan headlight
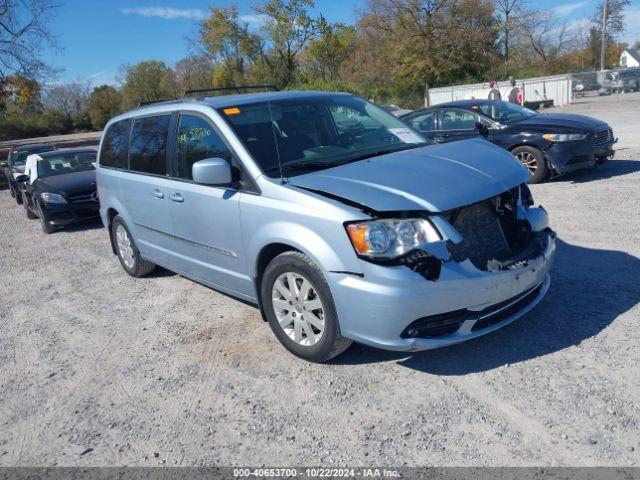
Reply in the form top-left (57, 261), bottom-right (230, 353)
top-left (40, 192), bottom-right (67, 204)
top-left (543, 133), bottom-right (587, 142)
top-left (345, 218), bottom-right (441, 259)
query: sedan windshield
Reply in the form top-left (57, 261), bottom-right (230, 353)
top-left (37, 152), bottom-right (96, 178)
top-left (12, 146), bottom-right (56, 166)
top-left (218, 95), bottom-right (428, 177)
top-left (477, 102), bottom-right (537, 124)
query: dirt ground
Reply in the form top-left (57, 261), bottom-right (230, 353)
top-left (1, 94), bottom-right (639, 467)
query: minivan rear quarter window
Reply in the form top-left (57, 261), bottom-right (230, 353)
top-left (129, 115), bottom-right (171, 175)
top-left (100, 120), bottom-right (130, 169)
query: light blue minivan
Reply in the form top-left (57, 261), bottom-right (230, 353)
top-left (97, 90), bottom-right (555, 362)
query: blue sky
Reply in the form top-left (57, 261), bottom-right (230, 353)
top-left (47, 0), bottom-right (640, 85)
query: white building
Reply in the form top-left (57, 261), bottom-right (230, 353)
top-left (620, 48), bottom-right (640, 68)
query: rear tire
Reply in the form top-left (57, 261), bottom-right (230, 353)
top-left (512, 146), bottom-right (548, 184)
top-left (261, 251), bottom-right (352, 362)
top-left (111, 215), bottom-right (156, 277)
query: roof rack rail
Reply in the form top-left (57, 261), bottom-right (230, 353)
top-left (137, 98), bottom-right (178, 108)
top-left (183, 85), bottom-right (279, 97)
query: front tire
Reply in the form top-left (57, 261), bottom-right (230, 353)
top-left (14, 185), bottom-right (23, 205)
top-left (111, 215), bottom-right (155, 277)
top-left (260, 251), bottom-right (352, 362)
top-left (22, 191), bottom-right (37, 219)
top-left (37, 202), bottom-right (57, 234)
top-left (512, 146), bottom-right (548, 184)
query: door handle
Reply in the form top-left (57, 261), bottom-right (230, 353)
top-left (152, 189), bottom-right (164, 199)
top-left (169, 193), bottom-right (184, 203)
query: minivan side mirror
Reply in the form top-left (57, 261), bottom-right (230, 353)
top-left (192, 158), bottom-right (232, 186)
top-left (15, 174), bottom-right (29, 183)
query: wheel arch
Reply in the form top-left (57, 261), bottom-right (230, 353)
top-left (106, 207), bottom-right (120, 255)
top-left (254, 242), bottom-right (303, 322)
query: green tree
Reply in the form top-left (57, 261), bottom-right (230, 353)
top-left (303, 22), bottom-right (356, 81)
top-left (120, 61), bottom-right (178, 109)
top-left (88, 85), bottom-right (122, 130)
top-left (255, 0), bottom-right (320, 86)
top-left (198, 6), bottom-right (260, 85)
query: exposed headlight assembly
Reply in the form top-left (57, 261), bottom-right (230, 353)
top-left (543, 133), bottom-right (587, 142)
top-left (345, 218), bottom-right (441, 259)
top-left (40, 192), bottom-right (67, 204)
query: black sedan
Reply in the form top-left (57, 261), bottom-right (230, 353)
top-left (16, 148), bottom-right (99, 233)
top-left (2, 143), bottom-right (57, 203)
top-left (401, 100), bottom-right (617, 183)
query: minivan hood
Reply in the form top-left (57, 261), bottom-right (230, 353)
top-left (514, 113), bottom-right (609, 132)
top-left (289, 138), bottom-right (529, 213)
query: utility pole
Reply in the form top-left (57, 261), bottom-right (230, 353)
top-left (600, 1), bottom-right (607, 71)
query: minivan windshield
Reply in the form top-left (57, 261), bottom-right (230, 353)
top-left (37, 151), bottom-right (96, 178)
top-left (477, 102), bottom-right (537, 124)
top-left (218, 95), bottom-right (428, 177)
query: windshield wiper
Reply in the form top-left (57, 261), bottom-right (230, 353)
top-left (342, 144), bottom-right (427, 163)
top-left (264, 162), bottom-right (339, 174)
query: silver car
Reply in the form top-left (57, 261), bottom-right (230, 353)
top-left (96, 91), bottom-right (555, 362)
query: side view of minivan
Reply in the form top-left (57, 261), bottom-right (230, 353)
top-left (97, 89), bottom-right (555, 362)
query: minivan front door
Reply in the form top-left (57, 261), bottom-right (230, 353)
top-left (165, 113), bottom-right (252, 297)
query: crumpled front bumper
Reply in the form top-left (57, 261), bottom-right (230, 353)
top-left (545, 139), bottom-right (616, 175)
top-left (328, 230), bottom-right (556, 352)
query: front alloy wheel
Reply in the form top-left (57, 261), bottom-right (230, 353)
top-left (512, 146), bottom-right (548, 184)
top-left (261, 251), bottom-right (352, 362)
top-left (272, 272), bottom-right (325, 346)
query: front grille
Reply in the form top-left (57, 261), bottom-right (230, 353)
top-left (447, 201), bottom-right (512, 270)
top-left (590, 128), bottom-right (613, 148)
top-left (401, 282), bottom-right (544, 339)
top-left (401, 310), bottom-right (468, 338)
top-left (471, 283), bottom-right (543, 331)
top-left (67, 191), bottom-right (97, 204)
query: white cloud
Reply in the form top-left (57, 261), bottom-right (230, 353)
top-left (239, 14), bottom-right (268, 27)
top-left (120, 7), bottom-right (205, 20)
top-left (553, 2), bottom-right (588, 17)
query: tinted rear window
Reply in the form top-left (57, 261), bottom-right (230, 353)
top-left (100, 120), bottom-right (130, 169)
top-left (129, 115), bottom-right (171, 175)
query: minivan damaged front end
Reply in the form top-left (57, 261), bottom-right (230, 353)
top-left (289, 140), bottom-right (556, 352)
top-left (327, 196), bottom-right (555, 352)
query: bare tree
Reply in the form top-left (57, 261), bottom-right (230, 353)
top-left (520, 9), bottom-right (571, 73)
top-left (43, 80), bottom-right (91, 119)
top-left (494, 0), bottom-right (524, 62)
top-left (593, 0), bottom-right (631, 37)
top-left (0, 0), bottom-right (59, 80)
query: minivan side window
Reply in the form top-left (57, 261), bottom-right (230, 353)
top-left (100, 120), bottom-right (130, 169)
top-left (129, 115), bottom-right (171, 175)
top-left (175, 115), bottom-right (233, 180)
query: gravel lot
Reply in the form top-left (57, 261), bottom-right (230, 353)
top-left (1, 94), bottom-right (639, 467)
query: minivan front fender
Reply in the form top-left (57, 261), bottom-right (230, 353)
top-left (247, 221), bottom-right (363, 280)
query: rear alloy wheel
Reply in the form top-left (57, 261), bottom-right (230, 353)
top-left (261, 251), bottom-right (352, 362)
top-left (111, 215), bottom-right (156, 277)
top-left (512, 146), bottom-right (548, 184)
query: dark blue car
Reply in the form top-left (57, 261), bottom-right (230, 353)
top-left (401, 100), bottom-right (617, 183)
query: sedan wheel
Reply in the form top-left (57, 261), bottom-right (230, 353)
top-left (512, 146), bottom-right (548, 184)
top-left (272, 272), bottom-right (325, 346)
top-left (516, 151), bottom-right (538, 174)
